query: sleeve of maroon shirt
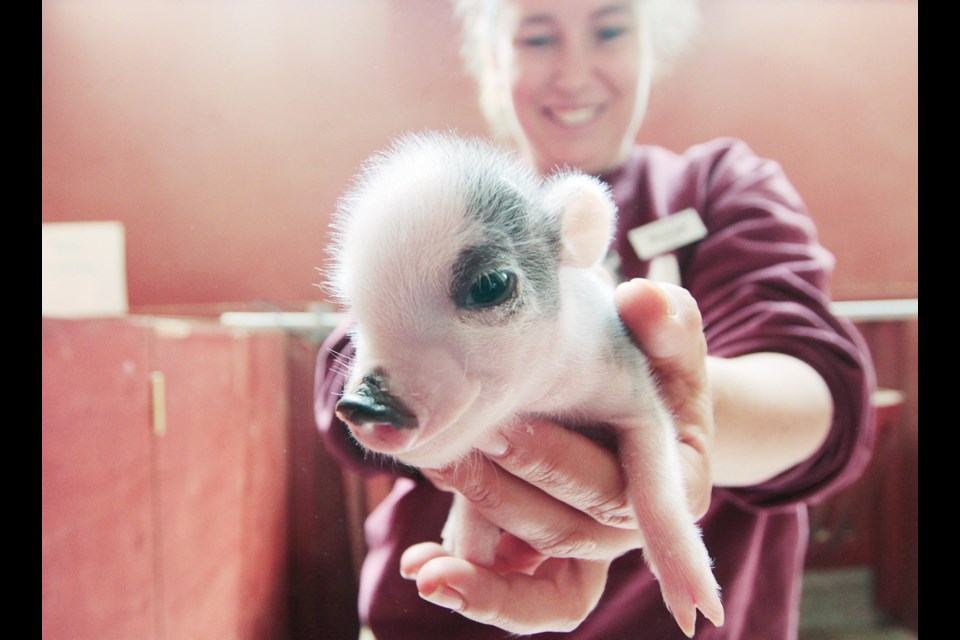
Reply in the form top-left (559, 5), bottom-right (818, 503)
top-left (670, 138), bottom-right (877, 511)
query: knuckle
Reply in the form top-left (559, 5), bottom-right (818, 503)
top-left (544, 464), bottom-right (636, 529)
top-left (505, 448), bottom-right (588, 501)
top-left (451, 464), bottom-right (504, 510)
top-left (509, 448), bottom-right (567, 489)
top-left (459, 481), bottom-right (503, 510)
top-left (480, 609), bottom-right (521, 633)
top-left (583, 489), bottom-right (635, 528)
top-left (534, 524), bottom-right (641, 562)
top-left (481, 603), bottom-right (584, 635)
top-left (529, 526), bottom-right (595, 559)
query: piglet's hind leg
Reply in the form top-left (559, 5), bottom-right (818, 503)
top-left (619, 428), bottom-right (724, 637)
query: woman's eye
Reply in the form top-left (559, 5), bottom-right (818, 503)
top-left (595, 25), bottom-right (628, 43)
top-left (464, 270), bottom-right (516, 308)
top-left (519, 36), bottom-right (553, 49)
top-left (516, 33), bottom-right (556, 48)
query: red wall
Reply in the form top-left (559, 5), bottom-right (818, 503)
top-left (42, 0), bottom-right (917, 309)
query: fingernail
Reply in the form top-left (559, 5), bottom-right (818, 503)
top-left (480, 431), bottom-right (510, 457)
top-left (420, 584), bottom-right (465, 611)
top-left (650, 281), bottom-right (677, 318)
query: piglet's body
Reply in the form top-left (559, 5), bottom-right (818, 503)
top-left (328, 131), bottom-right (723, 636)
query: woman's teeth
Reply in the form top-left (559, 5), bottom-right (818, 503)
top-left (551, 106), bottom-right (598, 126)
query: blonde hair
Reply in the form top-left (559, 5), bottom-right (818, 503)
top-left (451, 0), bottom-right (700, 140)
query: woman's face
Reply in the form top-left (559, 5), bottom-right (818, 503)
top-left (496, 0), bottom-right (651, 175)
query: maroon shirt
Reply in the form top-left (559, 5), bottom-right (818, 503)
top-left (314, 138), bottom-right (876, 639)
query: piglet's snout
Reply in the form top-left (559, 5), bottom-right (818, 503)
top-left (336, 375), bottom-right (418, 430)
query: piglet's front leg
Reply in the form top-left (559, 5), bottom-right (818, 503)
top-left (442, 493), bottom-right (502, 568)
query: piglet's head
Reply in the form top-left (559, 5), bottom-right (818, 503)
top-left (327, 132), bottom-right (616, 469)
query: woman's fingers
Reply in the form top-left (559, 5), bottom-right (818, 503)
top-left (399, 542), bottom-right (449, 579)
top-left (401, 535), bottom-right (550, 579)
top-left (408, 552), bottom-right (611, 635)
top-left (426, 428), bottom-right (643, 561)
top-left (614, 278), bottom-right (709, 367)
top-left (473, 420), bottom-right (636, 529)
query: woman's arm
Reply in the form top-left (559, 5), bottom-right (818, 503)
top-left (709, 352), bottom-right (832, 487)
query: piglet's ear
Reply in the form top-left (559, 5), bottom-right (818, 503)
top-left (546, 173), bottom-right (617, 268)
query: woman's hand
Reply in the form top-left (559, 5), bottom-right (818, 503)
top-left (399, 418), bottom-right (631, 634)
top-left (400, 278), bottom-right (716, 634)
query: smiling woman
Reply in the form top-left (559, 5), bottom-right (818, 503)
top-left (456, 0), bottom-right (699, 175)
top-left (504, 1), bottom-right (648, 174)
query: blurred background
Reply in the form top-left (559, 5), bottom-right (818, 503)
top-left (42, 0), bottom-right (916, 310)
top-left (42, 1), bottom-right (918, 638)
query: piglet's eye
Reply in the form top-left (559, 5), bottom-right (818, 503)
top-left (465, 270), bottom-right (516, 308)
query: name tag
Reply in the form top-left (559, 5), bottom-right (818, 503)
top-left (627, 208), bottom-right (707, 260)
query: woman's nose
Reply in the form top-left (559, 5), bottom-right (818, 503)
top-left (550, 41), bottom-right (594, 95)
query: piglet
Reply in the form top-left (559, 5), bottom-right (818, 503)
top-left (326, 131), bottom-right (723, 636)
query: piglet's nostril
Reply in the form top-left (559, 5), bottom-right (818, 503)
top-left (336, 380), bottom-right (418, 429)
